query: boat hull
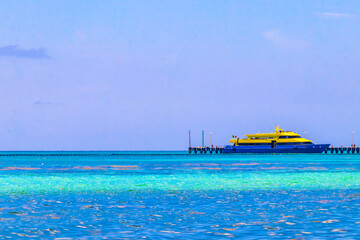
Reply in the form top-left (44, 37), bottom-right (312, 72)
top-left (222, 144), bottom-right (330, 154)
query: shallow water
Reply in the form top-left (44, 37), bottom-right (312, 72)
top-left (1, 152), bottom-right (360, 239)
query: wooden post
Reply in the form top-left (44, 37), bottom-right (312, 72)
top-left (202, 130), bottom-right (204, 147)
top-left (189, 130), bottom-right (191, 148)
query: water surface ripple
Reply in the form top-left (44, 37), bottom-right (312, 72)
top-left (0, 152), bottom-right (360, 239)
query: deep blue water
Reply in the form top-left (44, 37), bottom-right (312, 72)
top-left (1, 152), bottom-right (360, 239)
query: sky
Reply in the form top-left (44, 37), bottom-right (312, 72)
top-left (0, 0), bottom-right (359, 150)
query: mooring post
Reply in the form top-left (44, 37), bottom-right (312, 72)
top-left (189, 130), bottom-right (191, 148)
top-left (202, 130), bottom-right (204, 148)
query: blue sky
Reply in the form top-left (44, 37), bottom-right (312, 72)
top-left (0, 0), bottom-right (359, 150)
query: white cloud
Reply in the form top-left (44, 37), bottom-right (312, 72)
top-left (263, 30), bottom-right (307, 49)
top-left (315, 12), bottom-right (355, 19)
top-left (34, 100), bottom-right (63, 106)
top-left (0, 45), bottom-right (50, 59)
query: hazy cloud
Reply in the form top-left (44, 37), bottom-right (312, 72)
top-left (263, 30), bottom-right (307, 49)
top-left (0, 45), bottom-right (50, 59)
top-left (315, 12), bottom-right (355, 19)
top-left (34, 101), bottom-right (63, 105)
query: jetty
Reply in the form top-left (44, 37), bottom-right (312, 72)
top-left (324, 146), bottom-right (360, 154)
top-left (188, 147), bottom-right (224, 154)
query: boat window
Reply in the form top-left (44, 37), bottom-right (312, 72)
top-left (277, 142), bottom-right (312, 145)
top-left (251, 137), bottom-right (274, 140)
top-left (278, 136), bottom-right (300, 139)
top-left (237, 143), bottom-right (271, 146)
top-left (237, 142), bottom-right (312, 146)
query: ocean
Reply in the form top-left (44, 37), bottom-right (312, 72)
top-left (1, 152), bottom-right (360, 239)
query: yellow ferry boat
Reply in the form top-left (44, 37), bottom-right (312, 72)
top-left (223, 125), bottom-right (330, 153)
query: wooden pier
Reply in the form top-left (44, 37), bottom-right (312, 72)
top-left (324, 147), bottom-right (360, 154)
top-left (188, 147), bottom-right (224, 154)
top-left (188, 146), bottom-right (360, 154)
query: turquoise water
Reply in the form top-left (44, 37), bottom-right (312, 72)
top-left (1, 152), bottom-right (360, 239)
